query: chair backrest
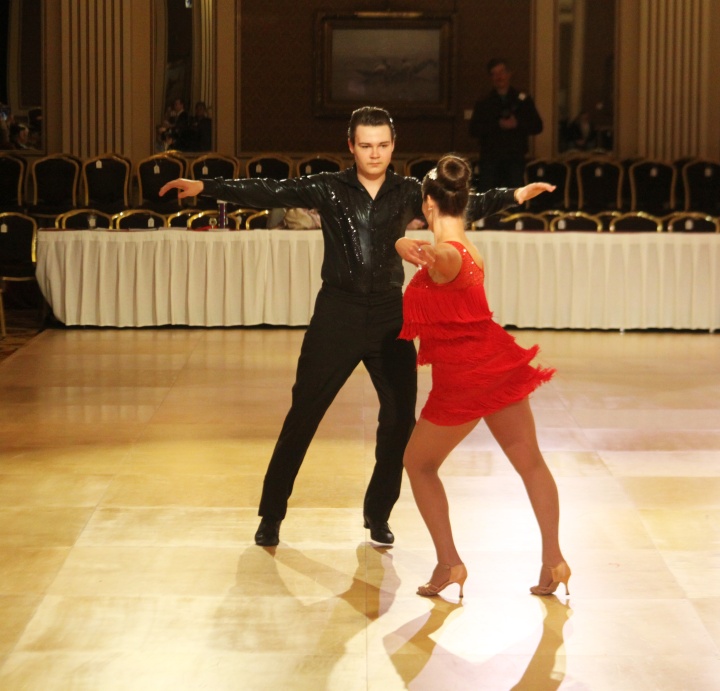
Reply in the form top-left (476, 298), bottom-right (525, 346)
top-left (664, 212), bottom-right (720, 233)
top-left (468, 157), bottom-right (481, 182)
top-left (57, 209), bottom-right (113, 229)
top-left (189, 155), bottom-right (239, 209)
top-left (576, 158), bottom-right (623, 212)
top-left (672, 156), bottom-right (697, 211)
top-left (495, 213), bottom-right (548, 231)
top-left (186, 211), bottom-right (238, 230)
top-left (82, 153), bottom-right (131, 213)
top-left (472, 212), bottom-right (510, 230)
top-left (682, 159), bottom-right (720, 214)
top-left (31, 154), bottom-right (81, 208)
top-left (0, 212), bottom-right (38, 270)
top-left (609, 211), bottom-right (663, 232)
top-left (594, 210), bottom-right (622, 230)
top-left (620, 156), bottom-right (644, 209)
top-left (405, 156), bottom-right (439, 181)
top-left (549, 212), bottom-right (602, 231)
top-left (166, 209), bottom-right (198, 228)
top-left (245, 209), bottom-right (270, 229)
top-left (245, 154), bottom-right (294, 180)
top-left (628, 159), bottom-right (676, 214)
top-left (0, 153), bottom-right (26, 209)
top-left (190, 154), bottom-right (239, 180)
top-left (112, 209), bottom-right (167, 229)
top-left (559, 152), bottom-right (594, 208)
top-left (228, 208), bottom-right (259, 228)
top-left (295, 154), bottom-right (343, 177)
top-left (523, 160), bottom-right (570, 211)
top-left (135, 154), bottom-right (186, 210)
top-left (164, 150), bottom-right (189, 174)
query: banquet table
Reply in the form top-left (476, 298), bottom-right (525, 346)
top-left (36, 229), bottom-right (720, 331)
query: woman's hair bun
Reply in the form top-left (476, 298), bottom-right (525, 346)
top-left (436, 154), bottom-right (471, 192)
top-left (421, 154), bottom-right (471, 217)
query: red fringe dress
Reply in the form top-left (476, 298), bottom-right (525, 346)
top-left (399, 240), bottom-right (555, 426)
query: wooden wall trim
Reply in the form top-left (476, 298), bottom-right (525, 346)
top-left (531, 0), bottom-right (557, 159)
top-left (216, 0), bottom-right (237, 154)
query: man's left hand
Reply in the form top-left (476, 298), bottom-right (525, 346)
top-left (515, 182), bottom-right (556, 204)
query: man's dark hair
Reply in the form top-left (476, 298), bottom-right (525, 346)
top-left (486, 58), bottom-right (508, 73)
top-left (347, 106), bottom-right (396, 143)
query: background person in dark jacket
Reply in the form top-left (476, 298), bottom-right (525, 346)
top-left (469, 58), bottom-right (543, 190)
top-left (159, 106), bottom-right (553, 548)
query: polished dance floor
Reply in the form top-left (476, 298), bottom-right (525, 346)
top-left (0, 326), bottom-right (718, 690)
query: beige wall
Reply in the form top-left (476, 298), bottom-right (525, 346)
top-left (615, 0), bottom-right (720, 161)
top-left (43, 0), bottom-right (154, 162)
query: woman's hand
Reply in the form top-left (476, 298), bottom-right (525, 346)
top-left (396, 237), bottom-right (434, 267)
top-left (159, 178), bottom-right (204, 199)
top-left (514, 182), bottom-right (556, 205)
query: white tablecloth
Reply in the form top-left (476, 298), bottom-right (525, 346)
top-left (36, 229), bottom-right (720, 330)
top-left (37, 230), bottom-right (323, 327)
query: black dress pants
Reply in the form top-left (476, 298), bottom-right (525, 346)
top-left (258, 284), bottom-right (417, 522)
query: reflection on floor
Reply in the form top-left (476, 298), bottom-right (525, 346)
top-left (0, 327), bottom-right (718, 690)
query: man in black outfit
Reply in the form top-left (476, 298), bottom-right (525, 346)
top-left (160, 107), bottom-right (547, 547)
top-left (469, 58), bottom-right (543, 190)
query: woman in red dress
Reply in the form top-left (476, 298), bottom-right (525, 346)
top-left (395, 155), bottom-right (570, 599)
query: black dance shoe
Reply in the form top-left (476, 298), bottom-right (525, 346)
top-left (363, 516), bottom-right (395, 545)
top-left (254, 518), bottom-right (282, 546)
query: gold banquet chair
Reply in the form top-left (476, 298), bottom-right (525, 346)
top-left (664, 212), bottom-right (719, 233)
top-left (594, 210), bottom-right (622, 231)
top-left (405, 156), bottom-right (439, 182)
top-left (245, 153), bottom-right (294, 180)
top-left (296, 154), bottom-right (344, 177)
top-left (609, 211), bottom-right (663, 232)
top-left (186, 211), bottom-right (239, 230)
top-left (524, 159), bottom-right (570, 211)
top-left (166, 209), bottom-right (199, 229)
top-left (549, 212), bottom-right (602, 232)
top-left (112, 209), bottom-right (167, 230)
top-left (27, 153), bottom-right (82, 226)
top-left (672, 156), bottom-right (698, 212)
top-left (190, 153), bottom-right (239, 180)
top-left (494, 213), bottom-right (548, 231)
top-left (228, 208), bottom-right (259, 228)
top-left (57, 209), bottom-right (113, 230)
top-left (628, 159), bottom-right (676, 216)
top-left (135, 153), bottom-right (187, 213)
top-left (0, 152), bottom-right (27, 212)
top-left (189, 154), bottom-right (240, 210)
top-left (245, 210), bottom-right (270, 229)
top-left (681, 159), bottom-right (720, 215)
top-left (576, 157), bottom-right (623, 213)
top-left (82, 153), bottom-right (132, 215)
top-left (0, 212), bottom-right (40, 338)
top-left (472, 211), bottom-right (510, 230)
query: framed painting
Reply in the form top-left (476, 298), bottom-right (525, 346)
top-left (314, 12), bottom-right (456, 117)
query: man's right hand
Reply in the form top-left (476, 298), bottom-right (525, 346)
top-left (395, 237), bottom-right (433, 267)
top-left (159, 178), bottom-right (204, 199)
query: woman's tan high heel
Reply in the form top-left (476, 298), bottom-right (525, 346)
top-left (530, 561), bottom-right (571, 596)
top-left (417, 563), bottom-right (467, 599)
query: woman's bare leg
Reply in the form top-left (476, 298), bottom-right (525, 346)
top-left (484, 398), bottom-right (565, 585)
top-left (403, 417), bottom-right (479, 586)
